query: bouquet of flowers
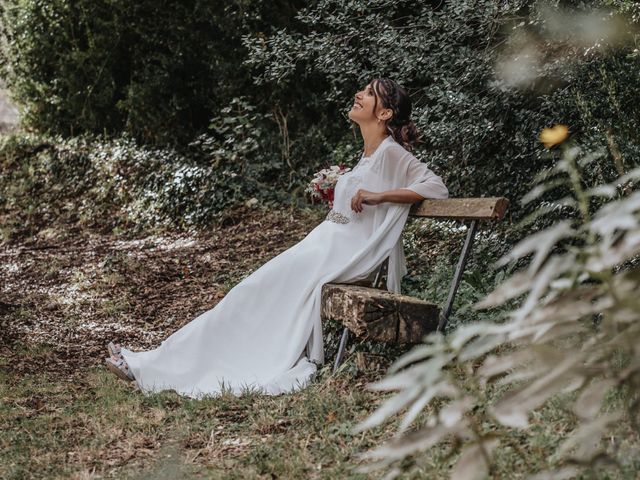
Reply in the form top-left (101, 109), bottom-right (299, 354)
top-left (305, 164), bottom-right (351, 209)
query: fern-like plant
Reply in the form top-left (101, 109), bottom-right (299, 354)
top-left (352, 139), bottom-right (640, 479)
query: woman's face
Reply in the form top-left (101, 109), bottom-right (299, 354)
top-left (348, 82), bottom-right (384, 125)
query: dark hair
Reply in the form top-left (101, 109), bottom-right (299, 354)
top-left (371, 78), bottom-right (421, 152)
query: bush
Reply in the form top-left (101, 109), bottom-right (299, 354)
top-left (1, 0), bottom-right (638, 233)
top-left (0, 0), bottom-right (301, 145)
top-left (0, 132), bottom-right (292, 241)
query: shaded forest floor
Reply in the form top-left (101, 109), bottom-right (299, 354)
top-left (2, 206), bottom-right (639, 479)
top-left (1, 206), bottom-right (329, 374)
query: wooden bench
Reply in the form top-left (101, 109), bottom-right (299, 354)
top-left (321, 197), bottom-right (509, 373)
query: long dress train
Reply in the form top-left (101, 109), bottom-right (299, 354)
top-left (120, 136), bottom-right (448, 398)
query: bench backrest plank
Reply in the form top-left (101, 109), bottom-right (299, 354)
top-left (409, 197), bottom-right (509, 221)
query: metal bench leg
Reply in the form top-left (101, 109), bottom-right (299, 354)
top-left (437, 219), bottom-right (478, 333)
top-left (372, 256), bottom-right (389, 289)
top-left (333, 327), bottom-right (350, 374)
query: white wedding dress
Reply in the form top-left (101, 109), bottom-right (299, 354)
top-left (120, 136), bottom-right (448, 398)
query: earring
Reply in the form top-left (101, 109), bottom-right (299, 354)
top-left (377, 118), bottom-right (381, 124)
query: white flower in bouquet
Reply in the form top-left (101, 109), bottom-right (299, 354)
top-left (305, 164), bottom-right (351, 208)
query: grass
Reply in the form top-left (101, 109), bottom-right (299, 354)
top-left (3, 347), bottom-right (639, 479)
top-left (0, 348), bottom-right (397, 479)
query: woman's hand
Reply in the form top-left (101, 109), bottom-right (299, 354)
top-left (351, 189), bottom-right (384, 213)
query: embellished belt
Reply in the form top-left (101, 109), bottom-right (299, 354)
top-left (325, 209), bottom-right (350, 224)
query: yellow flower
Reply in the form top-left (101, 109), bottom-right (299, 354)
top-left (540, 124), bottom-right (569, 149)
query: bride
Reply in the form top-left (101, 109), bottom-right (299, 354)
top-left (105, 78), bottom-right (449, 398)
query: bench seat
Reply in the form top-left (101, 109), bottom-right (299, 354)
top-left (321, 283), bottom-right (439, 344)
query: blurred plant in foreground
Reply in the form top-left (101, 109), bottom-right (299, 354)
top-left (352, 135), bottom-right (640, 478)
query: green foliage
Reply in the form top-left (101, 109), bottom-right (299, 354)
top-left (0, 132), bottom-right (291, 240)
top-left (0, 0), bottom-right (300, 145)
top-left (2, 0), bottom-right (638, 219)
top-left (0, 0), bottom-right (347, 199)
top-left (243, 0), bottom-right (640, 216)
top-left (401, 218), bottom-right (518, 332)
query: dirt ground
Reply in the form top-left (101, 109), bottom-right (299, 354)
top-left (0, 205), bottom-right (328, 378)
top-left (1, 206), bottom-right (419, 480)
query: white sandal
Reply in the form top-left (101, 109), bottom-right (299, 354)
top-left (107, 341), bottom-right (123, 360)
top-left (105, 357), bottom-right (135, 381)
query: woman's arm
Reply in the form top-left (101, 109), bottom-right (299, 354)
top-left (351, 149), bottom-right (448, 212)
top-left (351, 188), bottom-right (425, 212)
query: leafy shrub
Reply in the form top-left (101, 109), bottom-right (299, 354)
top-left (0, 0), bottom-right (301, 145)
top-left (0, 131), bottom-right (291, 240)
top-left (2, 0), bottom-right (637, 218)
top-left (0, 0), bottom-right (346, 200)
top-left (1, 0), bottom-right (638, 281)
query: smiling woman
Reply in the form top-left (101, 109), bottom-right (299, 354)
top-left (105, 78), bottom-right (448, 399)
top-left (349, 78), bottom-right (420, 153)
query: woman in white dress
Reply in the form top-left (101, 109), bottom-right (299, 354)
top-left (105, 78), bottom-right (449, 398)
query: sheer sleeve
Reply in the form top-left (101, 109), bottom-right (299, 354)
top-left (379, 143), bottom-right (449, 200)
top-left (401, 154), bottom-right (449, 199)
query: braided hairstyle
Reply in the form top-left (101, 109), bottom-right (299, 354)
top-left (371, 78), bottom-right (421, 152)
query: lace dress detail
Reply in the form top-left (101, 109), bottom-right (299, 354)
top-left (325, 210), bottom-right (350, 224)
top-left (353, 154), bottom-right (382, 174)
